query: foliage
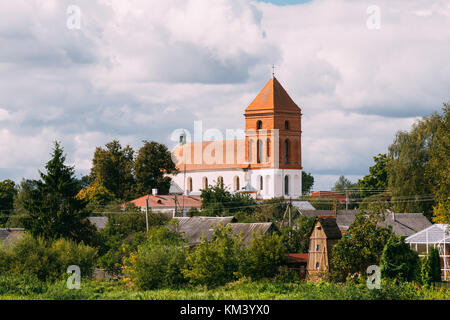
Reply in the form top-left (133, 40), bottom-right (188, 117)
top-left (182, 225), bottom-right (242, 288)
top-left (97, 209), bottom-right (169, 273)
top-left (200, 183), bottom-right (256, 217)
top-left (0, 179), bottom-right (17, 226)
top-left (301, 171), bottom-right (314, 195)
top-left (0, 233), bottom-right (97, 282)
top-left (134, 140), bottom-right (178, 196)
top-left (358, 154), bottom-right (388, 198)
top-left (75, 181), bottom-right (116, 210)
top-left (251, 197), bottom-right (288, 222)
top-left (387, 110), bottom-right (443, 217)
top-left (19, 142), bottom-right (97, 243)
top-left (279, 215), bottom-right (316, 253)
top-left (90, 140), bottom-right (136, 201)
top-left (5, 179), bottom-right (37, 227)
top-left (380, 235), bottom-right (420, 282)
top-left (237, 232), bottom-right (286, 280)
top-left (123, 227), bottom-right (187, 290)
top-left (432, 200), bottom-right (450, 224)
top-left (329, 212), bottom-right (393, 282)
top-left (420, 247), bottom-right (442, 285)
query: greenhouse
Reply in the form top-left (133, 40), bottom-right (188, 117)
top-left (405, 224), bottom-right (450, 281)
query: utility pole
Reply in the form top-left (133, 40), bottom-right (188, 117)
top-left (288, 197), bottom-right (292, 228)
top-left (345, 188), bottom-right (349, 211)
top-left (145, 197), bottom-right (149, 235)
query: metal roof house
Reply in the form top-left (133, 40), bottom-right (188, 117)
top-left (0, 228), bottom-right (25, 245)
top-left (167, 216), bottom-right (274, 246)
top-left (298, 210), bottom-right (432, 237)
top-left (405, 224), bottom-right (450, 281)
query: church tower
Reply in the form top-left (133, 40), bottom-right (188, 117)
top-left (244, 77), bottom-right (302, 197)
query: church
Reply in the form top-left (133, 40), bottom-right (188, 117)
top-left (171, 77), bottom-right (302, 200)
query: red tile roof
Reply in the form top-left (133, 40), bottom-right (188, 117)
top-left (127, 194), bottom-right (202, 209)
top-left (286, 253), bottom-right (308, 264)
top-left (311, 191), bottom-right (346, 203)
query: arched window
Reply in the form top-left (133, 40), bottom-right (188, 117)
top-left (257, 120), bottom-right (262, 130)
top-left (217, 176), bottom-right (224, 188)
top-left (248, 139), bottom-right (253, 163)
top-left (187, 177), bottom-right (193, 192)
top-left (284, 139), bottom-right (290, 163)
top-left (257, 139), bottom-right (263, 163)
top-left (234, 176), bottom-right (240, 191)
top-left (284, 175), bottom-right (289, 195)
top-left (259, 176), bottom-right (263, 190)
top-left (266, 139), bottom-right (271, 158)
top-left (284, 120), bottom-right (289, 130)
top-left (202, 177), bottom-right (208, 189)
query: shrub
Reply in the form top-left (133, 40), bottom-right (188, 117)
top-left (421, 247), bottom-right (441, 285)
top-left (0, 273), bottom-right (47, 296)
top-left (0, 233), bottom-right (97, 282)
top-left (380, 235), bottom-right (420, 282)
top-left (238, 232), bottom-right (286, 280)
top-left (123, 227), bottom-right (187, 290)
top-left (182, 226), bottom-right (242, 288)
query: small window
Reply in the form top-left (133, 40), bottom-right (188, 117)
top-left (257, 120), bottom-right (263, 130)
top-left (187, 177), bottom-right (193, 192)
top-left (202, 177), bottom-right (208, 189)
top-left (259, 176), bottom-right (263, 190)
top-left (316, 262), bottom-right (320, 270)
top-left (217, 176), bottom-right (224, 188)
top-left (284, 120), bottom-right (289, 130)
top-left (316, 244), bottom-right (320, 252)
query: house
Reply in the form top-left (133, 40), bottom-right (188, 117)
top-left (0, 228), bottom-right (25, 245)
top-left (298, 210), bottom-right (432, 237)
top-left (405, 224), bottom-right (450, 281)
top-left (171, 77), bottom-right (303, 200)
top-left (167, 216), bottom-right (273, 246)
top-left (127, 193), bottom-right (202, 217)
top-left (306, 217), bottom-right (342, 281)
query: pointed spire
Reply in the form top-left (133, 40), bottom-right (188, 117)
top-left (245, 77), bottom-right (300, 113)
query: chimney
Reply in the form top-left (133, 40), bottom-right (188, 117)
top-left (152, 188), bottom-right (158, 196)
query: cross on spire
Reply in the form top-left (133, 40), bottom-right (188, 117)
top-left (271, 64), bottom-right (277, 78)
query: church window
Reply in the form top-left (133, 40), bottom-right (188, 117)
top-left (259, 176), bottom-right (263, 190)
top-left (284, 120), bottom-right (289, 130)
top-left (187, 177), bottom-right (192, 192)
top-left (234, 176), bottom-right (240, 191)
top-left (217, 176), bottom-right (224, 187)
top-left (202, 177), bottom-right (208, 189)
top-left (266, 139), bottom-right (271, 158)
top-left (257, 139), bottom-right (263, 163)
top-left (284, 175), bottom-right (289, 195)
top-left (257, 120), bottom-right (262, 130)
top-left (284, 139), bottom-right (290, 163)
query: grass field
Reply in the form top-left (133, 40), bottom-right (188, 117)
top-left (1, 276), bottom-right (449, 300)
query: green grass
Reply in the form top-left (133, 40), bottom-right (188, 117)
top-left (0, 276), bottom-right (449, 300)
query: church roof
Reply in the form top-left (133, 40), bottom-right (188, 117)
top-left (245, 77), bottom-right (300, 114)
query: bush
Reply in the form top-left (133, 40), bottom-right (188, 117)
top-left (0, 233), bottom-right (97, 282)
top-left (380, 235), bottom-right (420, 282)
top-left (238, 232), bottom-right (286, 280)
top-left (182, 226), bottom-right (242, 288)
top-left (421, 247), bottom-right (441, 285)
top-left (0, 273), bottom-right (47, 296)
top-left (123, 227), bottom-right (187, 290)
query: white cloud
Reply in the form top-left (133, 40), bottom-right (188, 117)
top-left (0, 0), bottom-right (448, 190)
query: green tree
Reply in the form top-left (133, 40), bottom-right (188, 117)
top-left (279, 215), bottom-right (316, 253)
top-left (358, 154), bottom-right (388, 198)
top-left (90, 140), bottom-right (135, 201)
top-left (182, 225), bottom-right (242, 288)
top-left (134, 140), bottom-right (178, 196)
top-left (0, 179), bottom-right (17, 226)
top-left (301, 171), bottom-right (314, 195)
top-left (427, 104), bottom-right (450, 223)
top-left (387, 111), bottom-right (442, 217)
top-left (200, 183), bottom-right (256, 217)
top-left (420, 247), bottom-right (442, 285)
top-left (380, 235), bottom-right (420, 282)
top-left (20, 142), bottom-right (96, 243)
top-left (237, 232), bottom-right (286, 280)
top-left (329, 212), bottom-right (393, 282)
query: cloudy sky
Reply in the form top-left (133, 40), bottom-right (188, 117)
top-left (0, 0), bottom-right (449, 190)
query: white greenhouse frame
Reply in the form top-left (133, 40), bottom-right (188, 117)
top-left (405, 224), bottom-right (450, 281)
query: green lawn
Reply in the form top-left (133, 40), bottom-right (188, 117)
top-left (1, 277), bottom-right (449, 300)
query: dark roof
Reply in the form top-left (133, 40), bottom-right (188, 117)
top-left (167, 217), bottom-right (273, 245)
top-left (317, 217), bottom-right (342, 240)
top-left (299, 210), bottom-right (431, 237)
top-left (0, 228), bottom-right (25, 245)
top-left (87, 217), bottom-right (108, 230)
top-left (168, 216), bottom-right (235, 244)
top-left (229, 223), bottom-right (274, 244)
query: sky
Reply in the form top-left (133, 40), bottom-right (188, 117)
top-left (0, 0), bottom-right (449, 191)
